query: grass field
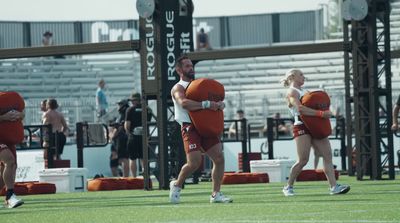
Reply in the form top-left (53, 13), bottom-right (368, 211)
top-left (1, 175), bottom-right (400, 223)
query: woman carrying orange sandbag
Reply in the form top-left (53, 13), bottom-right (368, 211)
top-left (280, 69), bottom-right (350, 196)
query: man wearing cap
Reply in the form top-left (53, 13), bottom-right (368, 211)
top-left (109, 99), bottom-right (130, 177)
top-left (42, 31), bottom-right (53, 46)
top-left (124, 93), bottom-right (149, 177)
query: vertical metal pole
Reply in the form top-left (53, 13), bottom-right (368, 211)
top-left (343, 18), bottom-right (354, 176)
top-left (267, 118), bottom-right (274, 159)
top-left (47, 125), bottom-right (54, 168)
top-left (339, 116), bottom-right (347, 171)
top-left (76, 122), bottom-right (84, 168)
top-left (241, 119), bottom-right (249, 172)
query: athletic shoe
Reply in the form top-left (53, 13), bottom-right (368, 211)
top-left (4, 194), bottom-right (24, 208)
top-left (169, 180), bottom-right (181, 204)
top-left (210, 192), bottom-right (233, 203)
top-left (282, 186), bottom-right (294, 196)
top-left (330, 184), bottom-right (350, 195)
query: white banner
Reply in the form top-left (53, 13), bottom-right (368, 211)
top-left (16, 150), bottom-right (45, 182)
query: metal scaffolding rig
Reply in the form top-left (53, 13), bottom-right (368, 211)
top-left (139, 0), bottom-right (194, 189)
top-left (344, 0), bottom-right (395, 180)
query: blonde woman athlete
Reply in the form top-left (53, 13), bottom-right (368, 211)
top-left (280, 69), bottom-right (350, 196)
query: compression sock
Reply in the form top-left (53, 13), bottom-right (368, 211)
top-left (5, 189), bottom-right (14, 200)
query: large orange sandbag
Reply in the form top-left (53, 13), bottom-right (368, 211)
top-left (222, 173), bottom-right (248, 184)
top-left (125, 177), bottom-right (153, 190)
top-left (185, 78), bottom-right (225, 137)
top-left (0, 92), bottom-right (25, 144)
top-left (296, 169), bottom-right (319, 181)
top-left (26, 182), bottom-right (56, 194)
top-left (315, 169), bottom-right (339, 181)
top-left (0, 182), bottom-right (31, 196)
top-left (300, 90), bottom-right (331, 139)
top-left (88, 178), bottom-right (112, 191)
top-left (246, 173), bottom-right (269, 184)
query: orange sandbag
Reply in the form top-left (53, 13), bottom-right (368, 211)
top-left (296, 170), bottom-right (319, 181)
top-left (88, 178), bottom-right (112, 191)
top-left (125, 177), bottom-right (153, 190)
top-left (315, 169), bottom-right (339, 181)
top-left (88, 178), bottom-right (144, 191)
top-left (103, 178), bottom-right (126, 190)
top-left (0, 182), bottom-right (31, 196)
top-left (222, 173), bottom-right (248, 184)
top-left (27, 182), bottom-right (56, 194)
top-left (185, 78), bottom-right (225, 137)
top-left (300, 90), bottom-right (331, 139)
top-left (246, 173), bottom-right (269, 184)
top-left (0, 91), bottom-right (25, 144)
top-left (107, 178), bottom-right (127, 190)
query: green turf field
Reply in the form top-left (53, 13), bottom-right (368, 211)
top-left (1, 175), bottom-right (399, 223)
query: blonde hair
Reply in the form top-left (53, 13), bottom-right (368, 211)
top-left (280, 69), bottom-right (302, 87)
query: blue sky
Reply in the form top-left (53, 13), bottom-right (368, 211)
top-left (0, 0), bottom-right (329, 21)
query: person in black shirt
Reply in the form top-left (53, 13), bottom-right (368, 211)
top-left (124, 93), bottom-right (148, 177)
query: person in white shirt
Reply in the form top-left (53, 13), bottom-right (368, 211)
top-left (169, 55), bottom-right (232, 204)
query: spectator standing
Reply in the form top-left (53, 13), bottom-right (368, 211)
top-left (42, 99), bottom-right (68, 160)
top-left (33, 99), bottom-right (47, 136)
top-left (108, 124), bottom-right (121, 177)
top-left (110, 99), bottom-right (130, 177)
top-left (274, 112), bottom-right (290, 136)
top-left (42, 30), bottom-right (65, 59)
top-left (42, 31), bottom-right (54, 46)
top-left (391, 94), bottom-right (400, 131)
top-left (228, 109), bottom-right (246, 138)
top-left (96, 79), bottom-right (108, 121)
top-left (124, 93), bottom-right (148, 177)
top-left (40, 99), bottom-right (48, 113)
top-left (196, 28), bottom-right (211, 51)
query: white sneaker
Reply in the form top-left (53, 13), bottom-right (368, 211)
top-left (4, 194), bottom-right (24, 208)
top-left (282, 186), bottom-right (294, 196)
top-left (169, 180), bottom-right (181, 204)
top-left (330, 184), bottom-right (350, 195)
top-left (210, 192), bottom-right (233, 203)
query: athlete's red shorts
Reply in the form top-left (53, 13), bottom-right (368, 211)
top-left (0, 144), bottom-right (16, 166)
top-left (292, 124), bottom-right (311, 138)
top-left (181, 123), bottom-right (220, 154)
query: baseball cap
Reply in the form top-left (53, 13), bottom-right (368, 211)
top-left (131, 92), bottom-right (141, 101)
top-left (117, 99), bottom-right (129, 106)
top-left (43, 31), bottom-right (53, 37)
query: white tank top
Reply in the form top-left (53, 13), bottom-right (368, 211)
top-left (288, 87), bottom-right (307, 126)
top-left (172, 80), bottom-right (192, 125)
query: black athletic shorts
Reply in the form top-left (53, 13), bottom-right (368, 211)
top-left (127, 134), bottom-right (143, 160)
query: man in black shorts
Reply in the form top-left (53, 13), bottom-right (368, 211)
top-left (124, 93), bottom-right (150, 177)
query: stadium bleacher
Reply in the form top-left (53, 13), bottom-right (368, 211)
top-left (1, 1), bottom-right (400, 135)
